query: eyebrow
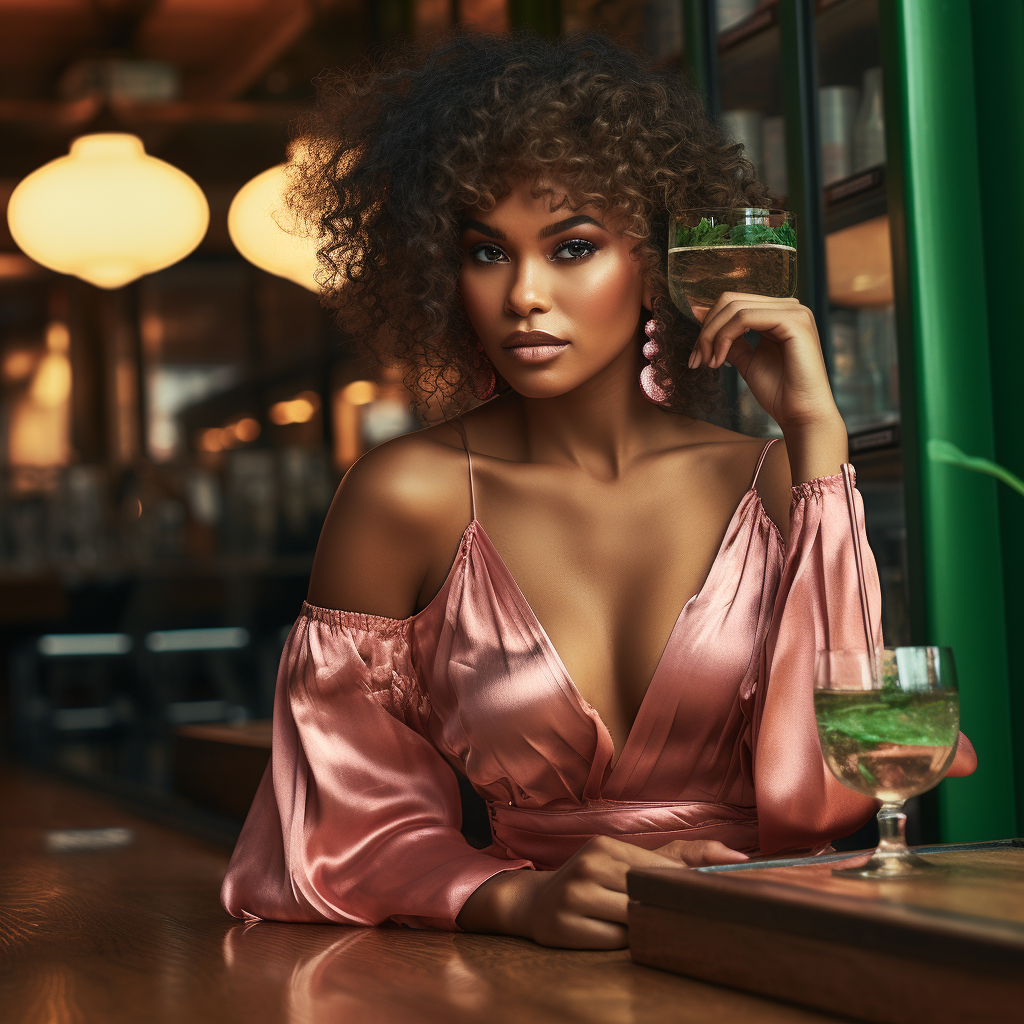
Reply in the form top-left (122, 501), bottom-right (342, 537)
top-left (460, 214), bottom-right (606, 242)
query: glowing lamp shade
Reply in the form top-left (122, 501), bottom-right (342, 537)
top-left (7, 133), bottom-right (209, 290)
top-left (227, 164), bottom-right (321, 292)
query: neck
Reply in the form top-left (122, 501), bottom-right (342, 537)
top-left (514, 340), bottom-right (691, 479)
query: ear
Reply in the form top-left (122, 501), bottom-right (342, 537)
top-left (640, 273), bottom-right (655, 316)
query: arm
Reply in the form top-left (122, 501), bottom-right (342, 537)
top-left (692, 296), bottom-right (975, 852)
top-left (222, 437), bottom-right (530, 929)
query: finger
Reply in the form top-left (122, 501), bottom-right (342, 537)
top-left (717, 291), bottom-right (801, 306)
top-left (538, 918), bottom-right (628, 951)
top-left (657, 840), bottom-right (749, 867)
top-left (568, 881), bottom-right (631, 924)
top-left (689, 299), bottom-right (743, 368)
top-left (706, 307), bottom-right (802, 369)
top-left (714, 332), bottom-right (756, 375)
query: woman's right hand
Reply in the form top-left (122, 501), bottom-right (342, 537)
top-left (456, 835), bottom-right (747, 949)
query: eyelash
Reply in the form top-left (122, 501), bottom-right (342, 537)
top-left (468, 238), bottom-right (598, 264)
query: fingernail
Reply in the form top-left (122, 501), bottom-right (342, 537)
top-left (688, 351), bottom-right (699, 369)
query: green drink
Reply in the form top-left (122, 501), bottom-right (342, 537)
top-left (813, 646), bottom-right (960, 878)
top-left (814, 689), bottom-right (960, 802)
top-left (667, 209), bottom-right (797, 322)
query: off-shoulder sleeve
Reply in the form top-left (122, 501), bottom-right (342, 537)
top-left (752, 469), bottom-right (881, 855)
top-left (220, 604), bottom-right (532, 930)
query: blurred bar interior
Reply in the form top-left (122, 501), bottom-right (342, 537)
top-left (0, 0), bottom-right (1020, 847)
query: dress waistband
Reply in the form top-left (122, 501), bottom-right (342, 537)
top-left (486, 799), bottom-right (760, 870)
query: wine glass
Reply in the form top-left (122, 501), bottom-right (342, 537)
top-left (813, 647), bottom-right (960, 878)
top-left (668, 208), bottom-right (797, 322)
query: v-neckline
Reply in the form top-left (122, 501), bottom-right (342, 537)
top-left (466, 486), bottom-right (771, 781)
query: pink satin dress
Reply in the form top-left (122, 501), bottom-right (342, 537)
top-left (221, 439), bottom-right (881, 930)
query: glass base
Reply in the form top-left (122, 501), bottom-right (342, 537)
top-left (832, 849), bottom-right (936, 879)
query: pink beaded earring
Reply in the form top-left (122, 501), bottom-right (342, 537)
top-left (639, 318), bottom-right (671, 406)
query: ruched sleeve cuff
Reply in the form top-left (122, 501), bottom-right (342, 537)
top-left (220, 604), bottom-right (532, 931)
top-left (752, 468), bottom-right (881, 855)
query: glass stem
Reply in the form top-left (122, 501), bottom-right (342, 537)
top-left (876, 801), bottom-right (909, 856)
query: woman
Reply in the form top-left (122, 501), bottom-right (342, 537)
top-left (221, 32), bottom-right (976, 948)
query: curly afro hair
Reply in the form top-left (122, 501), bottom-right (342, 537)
top-left (292, 31), bottom-right (770, 418)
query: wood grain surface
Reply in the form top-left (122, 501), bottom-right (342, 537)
top-left (0, 765), bottom-right (851, 1024)
top-left (628, 845), bottom-right (1024, 1024)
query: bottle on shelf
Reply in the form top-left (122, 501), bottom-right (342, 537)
top-left (761, 115), bottom-right (788, 198)
top-left (715, 0), bottom-right (758, 34)
top-left (819, 86), bottom-right (860, 186)
top-left (721, 109), bottom-right (764, 176)
top-left (853, 67), bottom-right (886, 173)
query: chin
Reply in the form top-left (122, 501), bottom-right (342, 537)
top-left (498, 370), bottom-right (589, 400)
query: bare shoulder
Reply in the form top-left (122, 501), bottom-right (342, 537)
top-left (752, 437), bottom-right (793, 544)
top-left (306, 422), bottom-right (472, 617)
top-left (683, 420), bottom-right (792, 543)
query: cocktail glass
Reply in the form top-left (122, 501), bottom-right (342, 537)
top-left (813, 647), bottom-right (960, 878)
top-left (668, 208), bottom-right (797, 322)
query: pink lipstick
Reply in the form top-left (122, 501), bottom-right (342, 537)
top-left (500, 330), bottom-right (569, 364)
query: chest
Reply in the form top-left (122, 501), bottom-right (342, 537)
top-left (472, 468), bottom-right (752, 749)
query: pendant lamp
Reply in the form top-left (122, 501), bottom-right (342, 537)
top-left (227, 161), bottom-right (321, 292)
top-left (7, 133), bottom-right (209, 290)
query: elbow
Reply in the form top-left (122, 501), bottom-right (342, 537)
top-left (756, 778), bottom-right (876, 856)
top-left (946, 732), bottom-right (977, 778)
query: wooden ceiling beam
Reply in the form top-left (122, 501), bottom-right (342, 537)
top-left (171, 0), bottom-right (316, 102)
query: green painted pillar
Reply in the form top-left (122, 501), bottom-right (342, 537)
top-left (971, 0), bottom-right (1024, 833)
top-left (879, 0), bottom-right (1017, 839)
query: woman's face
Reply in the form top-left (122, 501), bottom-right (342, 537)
top-left (458, 180), bottom-right (651, 399)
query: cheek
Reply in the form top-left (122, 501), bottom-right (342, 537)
top-left (458, 269), bottom-right (498, 333)
top-left (557, 253), bottom-right (643, 329)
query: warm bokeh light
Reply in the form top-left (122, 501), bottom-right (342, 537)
top-left (227, 157), bottom-right (321, 292)
top-left (46, 321), bottom-right (71, 353)
top-left (231, 417), bottom-right (261, 443)
top-left (197, 416), bottom-right (262, 453)
top-left (8, 322), bottom-right (73, 467)
top-left (269, 390), bottom-right (320, 425)
top-left (2, 350), bottom-right (36, 383)
top-left (333, 380), bottom-right (380, 468)
top-left (7, 133), bottom-right (209, 289)
top-left (30, 351), bottom-right (72, 408)
top-left (341, 380), bottom-right (378, 405)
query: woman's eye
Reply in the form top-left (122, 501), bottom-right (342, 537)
top-left (470, 244), bottom-right (508, 264)
top-left (552, 239), bottom-right (597, 261)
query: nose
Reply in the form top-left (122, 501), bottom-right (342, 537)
top-left (505, 256), bottom-right (552, 318)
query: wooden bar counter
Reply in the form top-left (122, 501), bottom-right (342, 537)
top-left (0, 765), bottom-right (853, 1024)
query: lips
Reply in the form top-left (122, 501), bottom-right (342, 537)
top-left (501, 330), bottom-right (569, 349)
top-left (499, 330), bottom-right (570, 365)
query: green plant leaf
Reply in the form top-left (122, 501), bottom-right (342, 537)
top-left (927, 439), bottom-right (1024, 499)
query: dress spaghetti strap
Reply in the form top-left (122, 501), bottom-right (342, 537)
top-left (451, 419), bottom-right (477, 522)
top-left (750, 438), bottom-right (779, 490)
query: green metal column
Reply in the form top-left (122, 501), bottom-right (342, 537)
top-left (879, 0), bottom-right (1017, 839)
top-left (971, 0), bottom-right (1024, 833)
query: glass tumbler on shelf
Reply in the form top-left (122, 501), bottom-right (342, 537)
top-left (668, 209), bottom-right (797, 324)
top-left (813, 647), bottom-right (961, 878)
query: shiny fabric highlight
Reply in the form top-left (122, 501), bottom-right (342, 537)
top-left (222, 467), bottom-right (881, 931)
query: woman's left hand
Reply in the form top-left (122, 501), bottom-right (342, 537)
top-left (688, 293), bottom-right (839, 432)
